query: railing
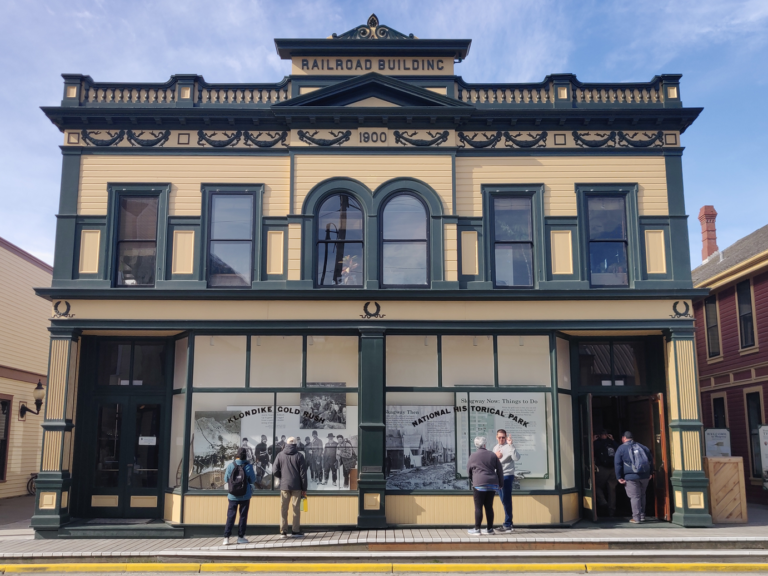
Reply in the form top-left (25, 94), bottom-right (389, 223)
top-left (63, 74), bottom-right (291, 107)
top-left (455, 74), bottom-right (679, 108)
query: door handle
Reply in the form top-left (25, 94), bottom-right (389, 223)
top-left (126, 464), bottom-right (133, 487)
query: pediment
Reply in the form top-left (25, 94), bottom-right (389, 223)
top-left (274, 73), bottom-right (472, 109)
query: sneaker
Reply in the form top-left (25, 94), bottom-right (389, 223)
top-left (629, 518), bottom-right (640, 524)
top-left (222, 537), bottom-right (231, 546)
top-left (504, 525), bottom-right (514, 532)
top-left (485, 528), bottom-right (495, 535)
top-left (293, 531), bottom-right (304, 537)
top-left (280, 531), bottom-right (288, 538)
top-left (640, 515), bottom-right (646, 522)
top-left (467, 528), bottom-right (482, 536)
top-left (236, 537), bottom-right (249, 544)
top-left (495, 525), bottom-right (508, 533)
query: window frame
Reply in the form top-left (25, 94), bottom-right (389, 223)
top-left (206, 191), bottom-right (258, 288)
top-left (736, 279), bottom-right (758, 352)
top-left (481, 185), bottom-right (544, 290)
top-left (576, 185), bottom-right (640, 289)
top-left (0, 393), bottom-right (11, 482)
top-left (315, 192), bottom-right (366, 289)
top-left (200, 184), bottom-right (264, 289)
top-left (743, 386), bottom-right (765, 479)
top-left (379, 192), bottom-right (430, 289)
top-left (704, 294), bottom-right (722, 360)
top-left (106, 184), bottom-right (170, 288)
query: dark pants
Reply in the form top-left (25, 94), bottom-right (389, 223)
top-left (224, 498), bottom-right (250, 538)
top-left (498, 475), bottom-right (515, 527)
top-left (323, 459), bottom-right (337, 485)
top-left (341, 464), bottom-right (350, 487)
top-left (595, 466), bottom-right (618, 514)
top-left (472, 489), bottom-right (495, 530)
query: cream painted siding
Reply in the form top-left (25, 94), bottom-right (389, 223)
top-left (78, 155), bottom-right (290, 217)
top-left (0, 377), bottom-right (45, 498)
top-left (0, 246), bottom-right (51, 375)
top-left (455, 156), bottom-right (668, 217)
top-left (293, 155), bottom-right (453, 214)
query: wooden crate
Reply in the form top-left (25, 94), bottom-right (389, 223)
top-left (704, 457), bottom-right (748, 524)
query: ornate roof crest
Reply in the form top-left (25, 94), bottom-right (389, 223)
top-left (332, 14), bottom-right (415, 40)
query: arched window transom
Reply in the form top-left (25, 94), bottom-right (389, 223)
top-left (316, 194), bottom-right (364, 287)
top-left (381, 194), bottom-right (428, 287)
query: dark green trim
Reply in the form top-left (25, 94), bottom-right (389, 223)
top-left (52, 150), bottom-right (82, 282)
top-left (664, 155), bottom-right (694, 286)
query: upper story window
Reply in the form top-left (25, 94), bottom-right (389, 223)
top-left (208, 194), bottom-right (254, 287)
top-left (587, 196), bottom-right (628, 287)
top-left (704, 295), bottom-right (721, 358)
top-left (116, 196), bottom-right (158, 287)
top-left (737, 280), bottom-right (756, 349)
top-left (493, 197), bottom-right (533, 287)
top-left (381, 194), bottom-right (428, 287)
top-left (316, 194), bottom-right (364, 287)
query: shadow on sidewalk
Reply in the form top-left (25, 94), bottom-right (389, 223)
top-left (0, 495), bottom-right (34, 531)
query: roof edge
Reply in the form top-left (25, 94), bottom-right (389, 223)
top-left (694, 247), bottom-right (768, 290)
top-left (0, 236), bottom-right (53, 274)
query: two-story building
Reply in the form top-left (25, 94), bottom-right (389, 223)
top-left (693, 206), bottom-right (768, 502)
top-left (32, 16), bottom-right (712, 536)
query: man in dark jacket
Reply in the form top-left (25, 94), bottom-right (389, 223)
top-left (614, 431), bottom-right (654, 524)
top-left (593, 430), bottom-right (619, 516)
top-left (322, 433), bottom-right (338, 486)
top-left (273, 437), bottom-right (308, 537)
top-left (466, 436), bottom-right (504, 535)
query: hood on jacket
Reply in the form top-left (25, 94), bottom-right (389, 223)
top-left (283, 443), bottom-right (298, 455)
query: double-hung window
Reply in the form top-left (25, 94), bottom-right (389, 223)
top-left (704, 295), bottom-right (721, 358)
top-left (208, 194), bottom-right (254, 287)
top-left (492, 196), bottom-right (533, 287)
top-left (116, 196), bottom-right (158, 287)
top-left (586, 196), bottom-right (629, 287)
top-left (737, 280), bottom-right (756, 349)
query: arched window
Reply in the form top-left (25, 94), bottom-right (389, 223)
top-left (316, 194), bottom-right (364, 287)
top-left (381, 194), bottom-right (428, 287)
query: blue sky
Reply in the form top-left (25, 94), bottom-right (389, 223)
top-left (1, 0), bottom-right (767, 267)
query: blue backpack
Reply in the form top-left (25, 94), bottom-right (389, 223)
top-left (624, 442), bottom-right (651, 476)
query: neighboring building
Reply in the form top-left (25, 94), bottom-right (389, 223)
top-left (32, 15), bottom-right (711, 535)
top-left (0, 237), bottom-right (52, 499)
top-left (693, 206), bottom-right (768, 502)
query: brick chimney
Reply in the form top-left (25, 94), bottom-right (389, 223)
top-left (698, 205), bottom-right (719, 261)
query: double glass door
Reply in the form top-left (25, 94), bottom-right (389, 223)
top-left (90, 396), bottom-right (164, 518)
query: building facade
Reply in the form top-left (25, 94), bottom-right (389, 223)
top-left (693, 207), bottom-right (768, 502)
top-left (0, 237), bottom-right (52, 499)
top-left (33, 16), bottom-right (712, 535)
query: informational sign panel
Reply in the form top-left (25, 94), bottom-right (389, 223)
top-left (704, 428), bottom-right (731, 457)
top-left (759, 425), bottom-right (768, 490)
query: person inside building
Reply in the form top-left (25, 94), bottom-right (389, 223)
top-left (222, 447), bottom-right (257, 546)
top-left (273, 437), bottom-right (308, 537)
top-left (493, 429), bottom-right (521, 532)
top-left (322, 432), bottom-right (338, 486)
top-left (614, 430), bottom-right (654, 524)
top-left (593, 429), bottom-right (619, 517)
top-left (467, 436), bottom-right (504, 536)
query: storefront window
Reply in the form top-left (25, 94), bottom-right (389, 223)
top-left (193, 336), bottom-right (247, 388)
top-left (441, 336), bottom-right (494, 387)
top-left (386, 336), bottom-right (438, 387)
top-left (173, 337), bottom-right (188, 390)
top-left (306, 336), bottom-right (358, 387)
top-left (250, 336), bottom-right (302, 388)
top-left (497, 335), bottom-right (550, 386)
top-left (168, 394), bottom-right (186, 488)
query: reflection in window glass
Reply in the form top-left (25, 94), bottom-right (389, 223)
top-left (612, 342), bottom-right (646, 386)
top-left (316, 194), bottom-right (364, 287)
top-left (98, 342), bottom-right (132, 386)
top-left (132, 344), bottom-right (165, 387)
top-left (250, 336), bottom-right (303, 388)
top-left (116, 196), bottom-right (158, 286)
top-left (168, 394), bottom-right (186, 488)
top-left (173, 338), bottom-right (188, 391)
top-left (134, 404), bottom-right (160, 488)
top-left (493, 197), bottom-right (533, 287)
top-left (386, 336), bottom-right (438, 387)
top-left (441, 336), bottom-right (494, 387)
top-left (737, 280), bottom-right (755, 349)
top-left (95, 403), bottom-right (121, 488)
top-left (193, 336), bottom-right (247, 388)
top-left (587, 196), bottom-right (628, 287)
top-left (209, 194), bottom-right (253, 287)
top-left (578, 343), bottom-right (611, 387)
top-left (382, 195), bottom-right (428, 287)
top-left (579, 342), bottom-right (645, 386)
top-left (306, 336), bottom-right (358, 387)
top-left (712, 397), bottom-right (727, 429)
top-left (704, 296), bottom-right (721, 358)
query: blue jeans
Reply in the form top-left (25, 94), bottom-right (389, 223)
top-left (498, 475), bottom-right (515, 527)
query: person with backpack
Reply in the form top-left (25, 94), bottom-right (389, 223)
top-left (614, 430), bottom-right (654, 524)
top-left (593, 430), bottom-right (619, 516)
top-left (223, 447), bottom-right (257, 545)
top-left (273, 436), bottom-right (308, 537)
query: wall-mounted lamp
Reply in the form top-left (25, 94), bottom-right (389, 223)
top-left (20, 380), bottom-right (46, 418)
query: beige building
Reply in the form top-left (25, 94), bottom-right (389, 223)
top-left (0, 237), bottom-right (52, 498)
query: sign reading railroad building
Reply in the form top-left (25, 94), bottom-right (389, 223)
top-left (292, 57), bottom-right (453, 76)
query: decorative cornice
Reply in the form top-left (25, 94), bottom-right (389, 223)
top-left (618, 130), bottom-right (664, 148)
top-left (197, 130), bottom-right (242, 147)
top-left (572, 131), bottom-right (616, 148)
top-left (332, 14), bottom-right (414, 41)
top-left (126, 129), bottom-right (170, 147)
top-left (81, 129), bottom-right (125, 147)
top-left (243, 131), bottom-right (288, 147)
top-left (504, 131), bottom-right (548, 148)
top-left (393, 130), bottom-right (449, 147)
top-left (297, 129), bottom-right (351, 146)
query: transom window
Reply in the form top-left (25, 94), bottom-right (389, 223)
top-left (493, 197), bottom-right (533, 287)
top-left (587, 196), bottom-right (629, 287)
top-left (316, 194), bottom-right (364, 287)
top-left (116, 196), bottom-right (158, 287)
top-left (208, 194), bottom-right (254, 287)
top-left (381, 194), bottom-right (428, 287)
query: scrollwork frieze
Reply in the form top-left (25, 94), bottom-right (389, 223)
top-left (126, 129), bottom-right (170, 147)
top-left (617, 130), bottom-right (664, 148)
top-left (197, 130), bottom-right (242, 147)
top-left (243, 131), bottom-right (288, 148)
top-left (572, 131), bottom-right (617, 148)
top-left (457, 131), bottom-right (503, 149)
top-left (503, 131), bottom-right (548, 148)
top-left (393, 130), bottom-right (449, 147)
top-left (297, 130), bottom-right (352, 146)
top-left (81, 129), bottom-right (125, 147)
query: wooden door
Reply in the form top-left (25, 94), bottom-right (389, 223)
top-left (579, 393), bottom-right (597, 520)
top-left (651, 393), bottom-right (671, 521)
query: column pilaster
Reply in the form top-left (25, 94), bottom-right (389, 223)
top-left (666, 328), bottom-right (712, 527)
top-left (31, 328), bottom-right (81, 533)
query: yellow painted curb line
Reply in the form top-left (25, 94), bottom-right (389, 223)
top-left (4, 564), bottom-right (128, 573)
top-left (393, 564), bottom-right (585, 573)
top-left (125, 564), bottom-right (201, 572)
top-left (587, 563), bottom-right (768, 572)
top-left (200, 564), bottom-right (391, 573)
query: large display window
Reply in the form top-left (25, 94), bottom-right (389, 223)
top-left (193, 336), bottom-right (247, 388)
top-left (386, 336), bottom-right (438, 387)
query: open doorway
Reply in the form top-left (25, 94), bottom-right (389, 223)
top-left (580, 394), bottom-right (670, 522)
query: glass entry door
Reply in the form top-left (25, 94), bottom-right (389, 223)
top-left (90, 397), bottom-right (163, 518)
